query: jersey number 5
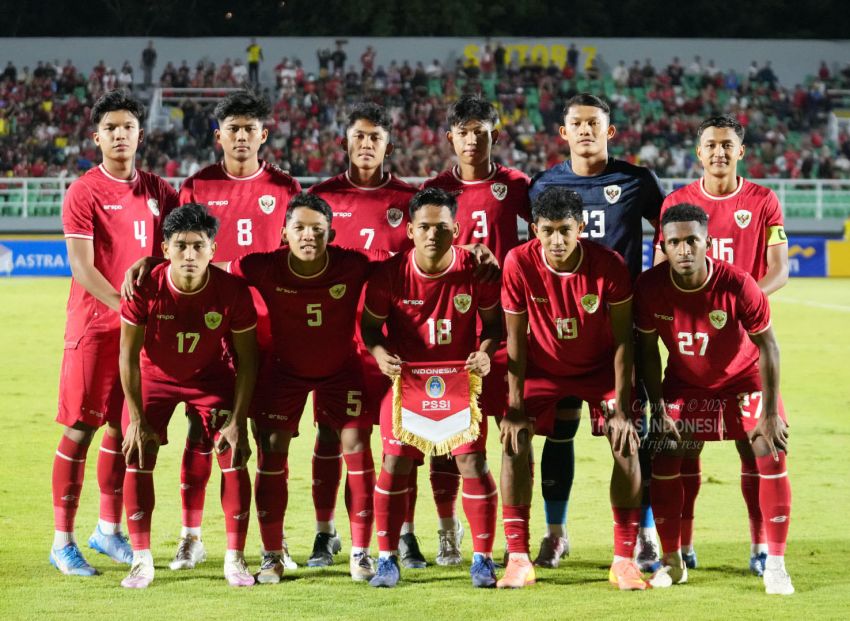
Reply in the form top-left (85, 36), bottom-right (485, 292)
top-left (307, 303), bottom-right (322, 327)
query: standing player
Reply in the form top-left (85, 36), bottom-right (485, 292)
top-left (171, 89), bottom-right (301, 571)
top-left (361, 187), bottom-right (502, 588)
top-left (228, 194), bottom-right (380, 583)
top-left (499, 187), bottom-right (645, 590)
top-left (528, 93), bottom-right (665, 570)
top-left (421, 94), bottom-right (530, 565)
top-left (635, 203), bottom-right (793, 595)
top-left (654, 116), bottom-right (789, 574)
top-left (51, 90), bottom-right (178, 576)
top-left (306, 103), bottom-right (420, 569)
top-left (119, 203), bottom-right (258, 589)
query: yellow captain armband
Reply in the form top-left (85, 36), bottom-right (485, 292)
top-left (767, 225), bottom-right (787, 246)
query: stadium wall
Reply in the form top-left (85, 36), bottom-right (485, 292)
top-left (2, 37), bottom-right (849, 87)
top-left (2, 236), bottom-right (844, 278)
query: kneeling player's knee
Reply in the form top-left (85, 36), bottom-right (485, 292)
top-left (455, 452), bottom-right (487, 477)
top-left (382, 453), bottom-right (413, 475)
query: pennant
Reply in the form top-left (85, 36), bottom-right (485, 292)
top-left (392, 361), bottom-right (483, 456)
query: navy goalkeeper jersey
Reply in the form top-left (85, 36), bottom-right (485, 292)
top-left (529, 158), bottom-right (665, 280)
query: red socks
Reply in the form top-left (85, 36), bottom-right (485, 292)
top-left (650, 454), bottom-right (684, 555)
top-left (612, 507), bottom-right (641, 558)
top-left (312, 439), bottom-right (342, 523)
top-left (343, 450), bottom-right (375, 549)
top-left (180, 438), bottom-right (213, 529)
top-left (405, 467), bottom-right (418, 524)
top-left (255, 450), bottom-right (288, 552)
top-left (756, 453), bottom-right (791, 556)
top-left (96, 433), bottom-right (125, 525)
top-left (461, 473), bottom-right (498, 554)
top-left (740, 454), bottom-right (766, 545)
top-left (52, 435), bottom-right (89, 533)
top-left (374, 470), bottom-right (409, 552)
top-left (430, 457), bottom-right (461, 521)
top-left (680, 457), bottom-right (701, 549)
top-left (217, 450), bottom-right (251, 551)
top-left (124, 452), bottom-right (159, 550)
top-left (503, 504), bottom-right (530, 554)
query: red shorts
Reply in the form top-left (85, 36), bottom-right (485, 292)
top-left (523, 364), bottom-right (640, 437)
top-left (56, 330), bottom-right (123, 428)
top-left (360, 346), bottom-right (391, 424)
top-left (663, 372), bottom-right (788, 441)
top-left (480, 345), bottom-right (508, 418)
top-left (378, 386), bottom-right (488, 460)
top-left (253, 357), bottom-right (371, 434)
top-left (121, 374), bottom-right (235, 445)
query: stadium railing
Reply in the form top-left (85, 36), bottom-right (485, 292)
top-left (1, 177), bottom-right (848, 233)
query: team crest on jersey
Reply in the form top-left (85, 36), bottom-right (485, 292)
top-left (709, 310), bottom-right (727, 329)
top-left (453, 293), bottom-right (472, 314)
top-left (491, 183), bottom-right (508, 201)
top-left (204, 311), bottom-right (223, 330)
top-left (147, 198), bottom-right (160, 217)
top-left (426, 375), bottom-right (446, 399)
top-left (603, 185), bottom-right (621, 204)
top-left (329, 284), bottom-right (347, 299)
top-left (734, 209), bottom-right (752, 229)
top-left (258, 195), bottom-right (276, 215)
top-left (581, 294), bottom-right (600, 314)
top-left (387, 207), bottom-right (404, 228)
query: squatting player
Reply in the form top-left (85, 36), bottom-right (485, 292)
top-left (306, 102), bottom-right (418, 569)
top-left (421, 94), bottom-right (531, 566)
top-left (529, 93), bottom-right (665, 570)
top-left (50, 90), bottom-right (178, 576)
top-left (227, 194), bottom-right (382, 583)
top-left (654, 115), bottom-right (789, 574)
top-left (635, 203), bottom-right (793, 595)
top-left (170, 89), bottom-right (301, 572)
top-left (119, 203), bottom-right (258, 589)
top-left (361, 187), bottom-right (502, 588)
top-left (499, 187), bottom-right (646, 590)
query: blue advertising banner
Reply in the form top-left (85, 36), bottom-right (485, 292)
top-left (786, 237), bottom-right (826, 277)
top-left (0, 239), bottom-right (71, 276)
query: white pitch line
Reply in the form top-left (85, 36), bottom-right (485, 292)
top-left (773, 297), bottom-right (850, 313)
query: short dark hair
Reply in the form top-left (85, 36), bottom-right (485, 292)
top-left (162, 203), bottom-right (219, 241)
top-left (214, 89), bottom-right (271, 123)
top-left (346, 102), bottom-right (392, 135)
top-left (447, 94), bottom-right (499, 128)
top-left (696, 115), bottom-right (745, 141)
top-left (660, 203), bottom-right (709, 230)
top-left (91, 89), bottom-right (145, 125)
top-left (409, 187), bottom-right (457, 219)
top-left (285, 192), bottom-right (333, 225)
top-left (562, 92), bottom-right (610, 118)
top-left (531, 187), bottom-right (584, 224)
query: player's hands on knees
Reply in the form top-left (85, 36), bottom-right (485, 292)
top-left (121, 256), bottom-right (156, 300)
top-left (649, 408), bottom-right (682, 452)
top-left (750, 414), bottom-right (789, 461)
top-left (500, 405), bottom-right (533, 457)
top-left (216, 420), bottom-right (252, 469)
top-left (375, 349), bottom-right (403, 377)
top-left (465, 351), bottom-right (491, 377)
top-left (469, 243), bottom-right (501, 283)
top-left (122, 420), bottom-right (160, 468)
top-left (607, 415), bottom-right (639, 458)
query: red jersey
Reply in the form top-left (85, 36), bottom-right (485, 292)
top-left (230, 245), bottom-right (384, 378)
top-left (179, 161), bottom-right (302, 260)
top-left (63, 165), bottom-right (179, 342)
top-left (308, 172), bottom-right (417, 253)
top-left (364, 246), bottom-right (500, 363)
top-left (657, 177), bottom-right (785, 280)
top-left (422, 164), bottom-right (531, 264)
top-left (502, 239), bottom-right (632, 377)
top-left (120, 263), bottom-right (257, 383)
top-left (634, 258), bottom-right (771, 389)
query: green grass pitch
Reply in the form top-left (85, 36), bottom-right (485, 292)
top-left (1, 277), bottom-right (848, 620)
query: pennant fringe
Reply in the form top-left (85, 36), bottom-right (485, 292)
top-left (392, 371), bottom-right (483, 456)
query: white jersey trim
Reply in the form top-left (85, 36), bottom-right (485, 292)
top-left (221, 160), bottom-right (266, 182)
top-left (65, 233), bottom-right (94, 240)
top-left (540, 243), bottom-right (583, 277)
top-left (98, 164), bottom-right (137, 184)
top-left (231, 323), bottom-right (257, 334)
top-left (287, 251), bottom-right (329, 280)
top-left (166, 266), bottom-right (210, 296)
top-left (411, 246), bottom-right (457, 280)
top-left (450, 164), bottom-right (497, 184)
top-left (699, 176), bottom-right (744, 201)
top-left (345, 170), bottom-right (393, 191)
top-left (670, 257), bottom-right (714, 293)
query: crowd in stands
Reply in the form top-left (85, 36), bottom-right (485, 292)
top-left (2, 45), bottom-right (850, 182)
